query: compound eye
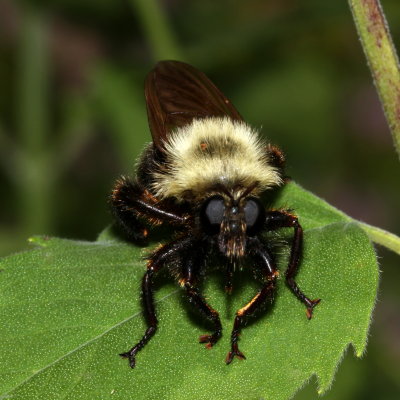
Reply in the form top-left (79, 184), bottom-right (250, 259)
top-left (244, 198), bottom-right (264, 234)
top-left (201, 196), bottom-right (225, 234)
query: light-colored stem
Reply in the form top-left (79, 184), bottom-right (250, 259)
top-left (358, 222), bottom-right (400, 255)
top-left (15, 10), bottom-right (53, 234)
top-left (130, 0), bottom-right (183, 61)
top-left (349, 0), bottom-right (400, 157)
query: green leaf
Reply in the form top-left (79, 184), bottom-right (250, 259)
top-left (0, 183), bottom-right (378, 400)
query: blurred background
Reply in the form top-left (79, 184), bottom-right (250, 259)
top-left (0, 0), bottom-right (399, 398)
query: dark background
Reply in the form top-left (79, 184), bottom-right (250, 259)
top-left (0, 0), bottom-right (399, 398)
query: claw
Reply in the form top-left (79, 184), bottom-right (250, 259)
top-left (306, 298), bottom-right (321, 320)
top-left (199, 334), bottom-right (212, 344)
top-left (225, 347), bottom-right (246, 364)
top-left (120, 351), bottom-right (137, 368)
top-left (199, 335), bottom-right (215, 349)
top-left (199, 332), bottom-right (221, 348)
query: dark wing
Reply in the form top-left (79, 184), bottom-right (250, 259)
top-left (145, 60), bottom-right (243, 150)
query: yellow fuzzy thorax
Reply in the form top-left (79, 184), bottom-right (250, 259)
top-left (151, 117), bottom-right (282, 201)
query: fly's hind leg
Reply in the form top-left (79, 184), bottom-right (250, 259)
top-left (265, 210), bottom-right (321, 319)
top-left (226, 238), bottom-right (278, 364)
top-left (120, 237), bottom-right (192, 368)
top-left (185, 283), bottom-right (223, 348)
top-left (119, 267), bottom-right (158, 368)
top-left (179, 246), bottom-right (223, 349)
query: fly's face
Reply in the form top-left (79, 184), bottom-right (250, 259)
top-left (200, 195), bottom-right (265, 259)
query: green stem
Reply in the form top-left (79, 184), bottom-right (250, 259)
top-left (348, 0), bottom-right (400, 157)
top-left (129, 0), bottom-right (183, 61)
top-left (358, 221), bottom-right (400, 255)
top-left (15, 9), bottom-right (53, 235)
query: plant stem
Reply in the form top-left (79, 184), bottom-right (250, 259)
top-left (358, 222), bottom-right (400, 255)
top-left (129, 0), bottom-right (183, 61)
top-left (348, 0), bottom-right (400, 158)
top-left (15, 9), bottom-right (53, 235)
